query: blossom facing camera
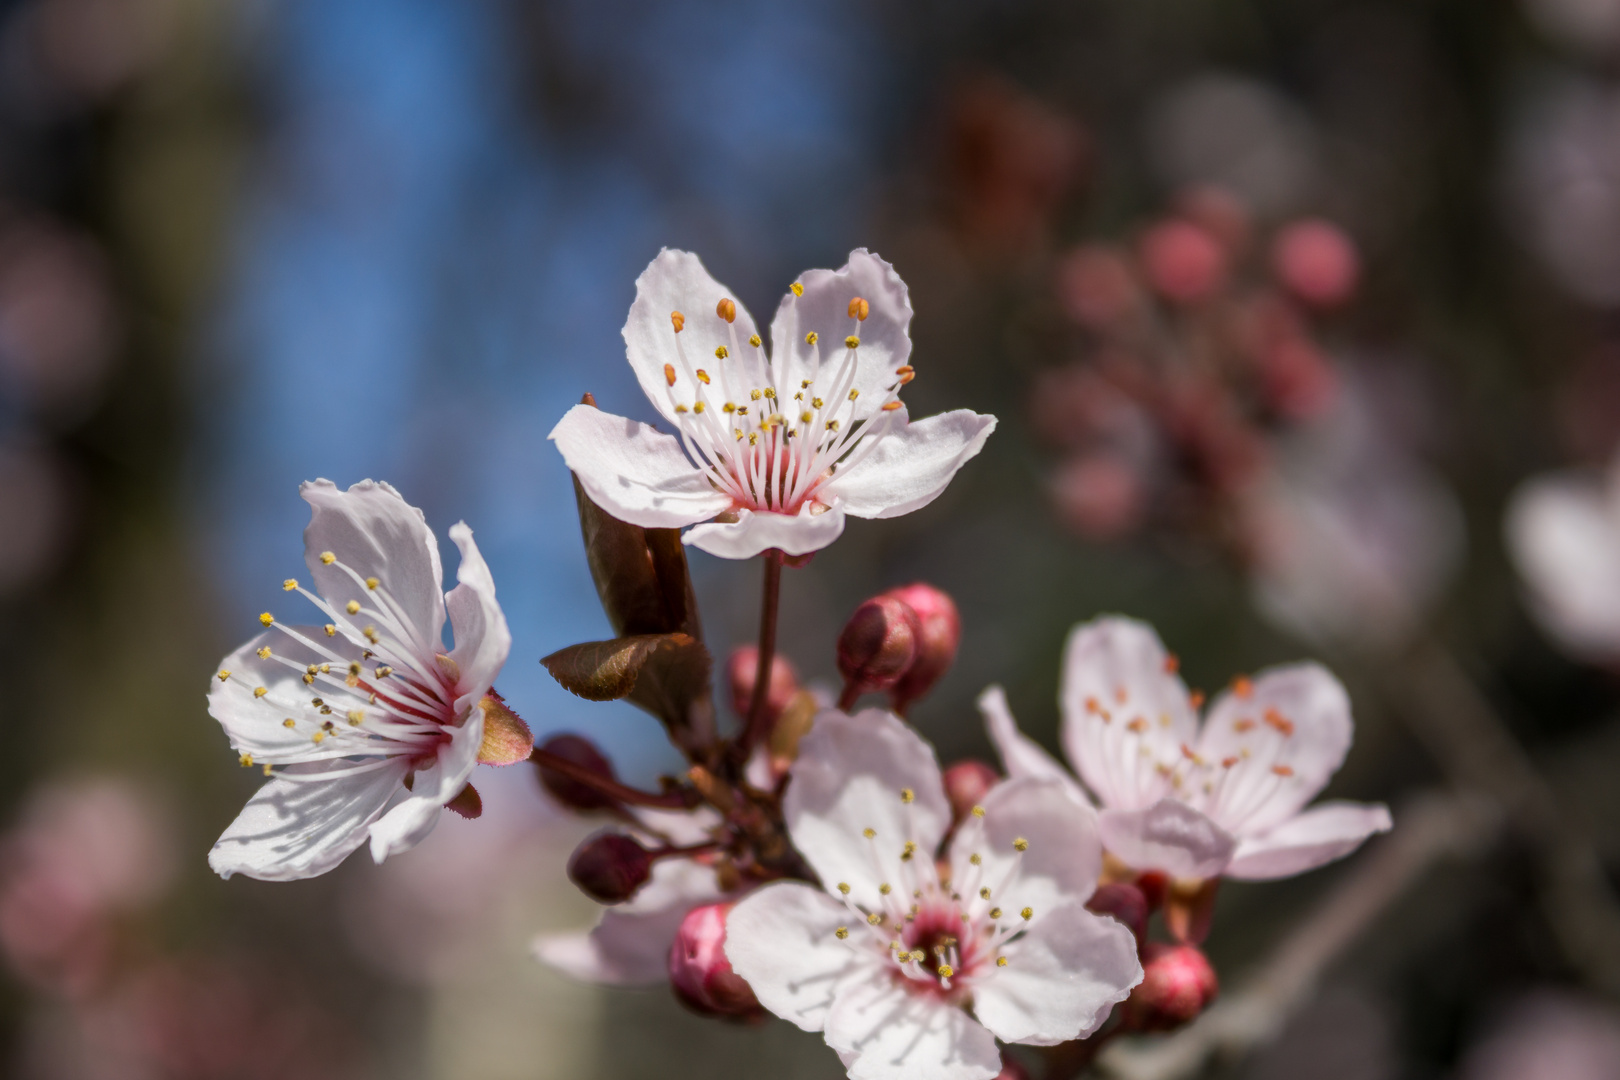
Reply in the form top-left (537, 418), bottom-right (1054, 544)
top-left (568, 832), bottom-right (654, 904)
top-left (668, 902), bottom-right (765, 1021)
top-left (207, 480), bottom-right (514, 882)
top-left (549, 249), bottom-right (997, 560)
top-left (836, 595), bottom-right (920, 705)
top-left (725, 709), bottom-right (1141, 1080)
top-left (1120, 943), bottom-right (1218, 1032)
top-left (883, 582), bottom-right (962, 712)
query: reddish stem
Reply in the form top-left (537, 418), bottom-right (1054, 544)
top-left (836, 682), bottom-right (860, 712)
top-left (735, 551), bottom-right (784, 763)
top-left (529, 748), bottom-right (690, 809)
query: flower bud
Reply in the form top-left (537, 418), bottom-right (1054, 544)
top-left (992, 1057), bottom-right (1031, 1080)
top-left (1120, 943), bottom-right (1218, 1032)
top-left (535, 733), bottom-right (618, 812)
top-left (668, 902), bottom-right (764, 1021)
top-left (1271, 219), bottom-right (1358, 309)
top-left (1141, 219), bottom-right (1226, 304)
top-left (883, 583), bottom-right (961, 712)
top-left (942, 759), bottom-right (1000, 826)
top-left (567, 832), bottom-right (652, 904)
top-left (835, 595), bottom-right (919, 702)
top-left (1085, 881), bottom-right (1148, 943)
top-left (727, 645), bottom-right (799, 722)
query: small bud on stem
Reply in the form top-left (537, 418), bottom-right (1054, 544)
top-left (835, 595), bottom-right (919, 709)
top-left (1120, 943), bottom-right (1218, 1032)
top-left (567, 832), bottom-right (653, 904)
top-left (668, 903), bottom-right (764, 1021)
top-left (882, 583), bottom-right (961, 713)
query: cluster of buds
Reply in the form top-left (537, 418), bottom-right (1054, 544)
top-left (1035, 187), bottom-right (1360, 549)
top-left (834, 582), bottom-right (962, 715)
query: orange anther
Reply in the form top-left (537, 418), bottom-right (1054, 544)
top-left (881, 401), bottom-right (903, 411)
top-left (1232, 675), bottom-right (1254, 699)
top-left (1263, 708), bottom-right (1295, 737)
top-left (1221, 756), bottom-right (1239, 769)
top-left (664, 363), bottom-right (676, 386)
top-left (1189, 690), bottom-right (1205, 709)
top-left (670, 311), bottom-right (685, 333)
top-left (1127, 717), bottom-right (1148, 733)
top-left (848, 296), bottom-right (870, 321)
top-left (1164, 654), bottom-right (1180, 674)
top-left (1271, 764), bottom-right (1295, 777)
top-left (717, 298), bottom-right (737, 323)
top-left (1233, 718), bottom-right (1257, 734)
top-left (1181, 743), bottom-right (1198, 760)
top-left (1085, 696), bottom-right (1101, 714)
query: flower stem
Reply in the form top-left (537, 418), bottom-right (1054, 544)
top-left (736, 550), bottom-right (784, 763)
top-left (529, 748), bottom-right (690, 809)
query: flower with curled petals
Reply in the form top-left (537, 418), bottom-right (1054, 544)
top-left (725, 709), bottom-right (1141, 1080)
top-left (549, 248), bottom-right (997, 560)
top-left (981, 616), bottom-right (1391, 882)
top-left (207, 480), bottom-right (515, 881)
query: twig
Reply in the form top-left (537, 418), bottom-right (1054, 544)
top-left (734, 551), bottom-right (784, 764)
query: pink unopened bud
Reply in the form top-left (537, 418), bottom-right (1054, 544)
top-left (1141, 219), bottom-right (1226, 304)
top-left (992, 1056), bottom-right (1032, 1080)
top-left (1051, 452), bottom-right (1145, 541)
top-left (668, 902), bottom-right (764, 1021)
top-left (1085, 881), bottom-right (1148, 943)
top-left (535, 733), bottom-right (618, 812)
top-left (567, 832), bottom-right (652, 904)
top-left (1121, 943), bottom-right (1218, 1032)
top-left (836, 595), bottom-right (919, 705)
top-left (727, 645), bottom-right (799, 722)
top-left (1272, 219), bottom-right (1358, 309)
top-left (942, 759), bottom-right (1000, 825)
top-left (883, 583), bottom-right (961, 711)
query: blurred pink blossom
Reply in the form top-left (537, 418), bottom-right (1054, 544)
top-left (1506, 450), bottom-right (1620, 659)
top-left (1459, 989), bottom-right (1620, 1080)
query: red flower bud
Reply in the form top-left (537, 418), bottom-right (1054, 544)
top-left (836, 595), bottom-right (919, 704)
top-left (727, 645), bottom-right (799, 723)
top-left (1271, 218), bottom-right (1359, 309)
top-left (1141, 219), bottom-right (1226, 304)
top-left (942, 759), bottom-right (1000, 826)
top-left (567, 832), bottom-right (652, 904)
top-left (668, 902), bottom-right (764, 1021)
top-left (1120, 943), bottom-right (1218, 1032)
top-left (535, 733), bottom-right (618, 812)
top-left (1085, 882), bottom-right (1148, 943)
top-left (883, 583), bottom-right (961, 712)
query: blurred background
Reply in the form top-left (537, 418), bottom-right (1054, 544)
top-left (2, 0), bottom-right (1620, 1076)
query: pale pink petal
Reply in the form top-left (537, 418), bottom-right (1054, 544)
top-left (1195, 663), bottom-right (1352, 835)
top-left (725, 881), bottom-right (878, 1033)
top-left (978, 685), bottom-right (1090, 806)
top-left (784, 709), bottom-right (951, 910)
top-left (826, 410), bottom-right (997, 520)
top-left (300, 479), bottom-right (446, 653)
top-left (683, 501), bottom-right (847, 560)
top-left (1096, 800), bottom-right (1237, 879)
top-left (824, 975), bottom-right (1003, 1080)
top-left (536, 857), bottom-right (724, 985)
top-left (1506, 470), bottom-right (1620, 658)
top-left (1225, 801), bottom-right (1392, 880)
top-left (972, 902), bottom-right (1141, 1045)
top-left (622, 248), bottom-right (761, 427)
top-left (209, 627), bottom-right (369, 762)
top-left (443, 523), bottom-right (511, 718)
top-left (208, 758), bottom-right (410, 881)
top-left (1059, 617), bottom-right (1199, 811)
top-left (949, 778), bottom-right (1103, 921)
top-left (366, 712), bottom-right (484, 862)
top-left (549, 404), bottom-right (732, 529)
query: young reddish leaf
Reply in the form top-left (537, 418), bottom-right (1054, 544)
top-left (476, 689), bottom-right (534, 766)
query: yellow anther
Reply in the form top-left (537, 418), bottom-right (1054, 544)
top-left (239, 753), bottom-right (253, 767)
top-left (835, 927), bottom-right (849, 939)
top-left (1013, 837), bottom-right (1029, 852)
top-left (794, 391), bottom-right (803, 401)
top-left (748, 432), bottom-right (758, 445)
top-left (670, 311), bottom-right (685, 333)
top-left (937, 964), bottom-right (954, 978)
top-left (348, 661), bottom-right (361, 676)
top-left (282, 578), bottom-right (297, 591)
top-left (283, 718), bottom-right (295, 728)
top-left (972, 805), bottom-right (986, 818)
top-left (750, 389), bottom-right (762, 400)
top-left (324, 624), bottom-right (336, 637)
top-left (365, 577), bottom-right (379, 590)
top-left (825, 420), bottom-right (840, 431)
top-left (980, 887), bottom-right (991, 899)
top-left (838, 882), bottom-right (851, 895)
top-left (901, 788), bottom-right (915, 804)
top-left (882, 400), bottom-right (903, 412)
top-left (253, 686), bottom-right (267, 698)
top-left (320, 664), bottom-right (330, 674)
top-left (763, 387), bottom-right (776, 399)
top-left (969, 853), bottom-right (982, 866)
top-left (312, 731), bottom-right (326, 744)
top-left (811, 397), bottom-right (824, 408)
top-left (697, 369), bottom-right (711, 384)
top-left (879, 883), bottom-right (892, 895)
top-left (664, 363), bottom-right (677, 386)
top-left (804, 331), bottom-right (818, 345)
top-left (1021, 907), bottom-right (1034, 921)
top-left (845, 335), bottom-right (860, 349)
top-left (997, 956), bottom-right (1009, 967)
top-left (675, 403), bottom-right (689, 413)
top-left (262, 763), bottom-right (272, 776)
top-left (345, 600), bottom-right (360, 615)
top-left (259, 612), bottom-right (274, 627)
top-left (849, 388), bottom-right (859, 400)
top-left (901, 841), bottom-right (917, 861)
top-left (749, 333), bottom-right (762, 347)
top-left (694, 402), bottom-right (706, 414)
top-left (301, 673), bottom-right (314, 686)
top-left (790, 282), bottom-right (804, 297)
top-left (257, 647), bottom-right (272, 659)
top-left (723, 402), bottom-right (736, 413)
top-left (375, 666), bottom-right (393, 678)
top-left (347, 710), bottom-right (363, 725)
top-left (363, 626), bottom-right (379, 644)
top-left (306, 664), bottom-right (319, 676)
top-left (863, 827), bottom-right (876, 839)
top-left (320, 551), bottom-right (335, 564)
top-left (989, 907), bottom-right (1003, 919)
top-left (714, 345), bottom-right (729, 360)
top-left (867, 913), bottom-right (882, 925)
top-left (800, 410), bottom-right (813, 423)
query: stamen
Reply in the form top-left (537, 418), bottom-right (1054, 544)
top-left (664, 363), bottom-right (676, 386)
top-left (805, 331), bottom-right (818, 345)
top-left (848, 296), bottom-right (869, 321)
top-left (283, 579), bottom-right (297, 591)
top-left (997, 956), bottom-right (1009, 967)
top-left (790, 282), bottom-right (804, 297)
top-left (1021, 907), bottom-right (1033, 921)
top-left (365, 577), bottom-right (379, 590)
top-left (320, 551), bottom-right (335, 564)
top-left (697, 369), bottom-right (711, 383)
top-left (714, 346), bottom-right (728, 360)
top-left (1012, 837), bottom-right (1029, 852)
top-left (257, 647), bottom-right (272, 659)
top-left (260, 612), bottom-right (274, 627)
top-left (253, 686), bottom-right (267, 698)
top-left (900, 788), bottom-right (915, 804)
top-left (324, 624), bottom-right (337, 636)
top-left (972, 806), bottom-right (986, 818)
top-left (845, 335), bottom-right (860, 349)
top-left (716, 298), bottom-right (736, 323)
top-left (749, 333), bottom-right (762, 347)
top-left (835, 927), bottom-right (849, 939)
top-left (346, 601), bottom-right (361, 615)
top-left (670, 311), bottom-right (685, 332)
top-left (239, 753), bottom-right (253, 767)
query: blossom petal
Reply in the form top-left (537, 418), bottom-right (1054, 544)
top-left (444, 523), bottom-right (511, 718)
top-left (827, 410), bottom-right (998, 520)
top-left (1225, 801), bottom-right (1392, 880)
top-left (366, 706), bottom-right (484, 863)
top-left (824, 975), bottom-right (1003, 1080)
top-left (683, 501), bottom-right (847, 560)
top-left (1195, 663), bottom-right (1353, 835)
top-left (209, 628), bottom-right (372, 762)
top-left (301, 479), bottom-right (446, 653)
top-left (949, 778), bottom-right (1103, 923)
top-left (1058, 617), bottom-right (1199, 811)
top-left (1096, 800), bottom-right (1237, 879)
top-left (978, 685), bottom-right (1090, 806)
top-left (536, 857), bottom-right (725, 985)
top-left (550, 404), bottom-right (732, 529)
top-left (768, 249), bottom-right (913, 424)
top-left (1505, 469), bottom-right (1620, 658)
top-left (622, 248), bottom-right (761, 427)
top-left (208, 758), bottom-right (410, 881)
top-left (784, 708), bottom-right (951, 911)
top-left (972, 902), bottom-right (1142, 1046)
top-left (726, 881), bottom-right (877, 1033)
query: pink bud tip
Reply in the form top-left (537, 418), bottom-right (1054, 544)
top-left (883, 583), bottom-right (962, 711)
top-left (567, 832), bottom-right (652, 904)
top-left (1141, 219), bottom-right (1226, 304)
top-left (1121, 943), bottom-right (1218, 1032)
top-left (535, 734), bottom-right (619, 812)
top-left (836, 595), bottom-right (919, 700)
top-left (727, 645), bottom-right (799, 722)
top-left (1085, 881), bottom-right (1148, 943)
top-left (1271, 218), bottom-right (1359, 308)
top-left (942, 759), bottom-right (1000, 825)
top-left (668, 903), bottom-right (765, 1021)
top-left (992, 1057), bottom-right (1032, 1080)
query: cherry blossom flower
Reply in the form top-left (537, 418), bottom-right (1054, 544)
top-left (1505, 452), bottom-right (1620, 660)
top-left (725, 709), bottom-right (1141, 1080)
top-left (207, 480), bottom-right (512, 881)
top-left (982, 616), bottom-right (1390, 881)
top-left (549, 249), bottom-right (997, 559)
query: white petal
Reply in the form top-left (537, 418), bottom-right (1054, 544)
top-left (949, 778), bottom-right (1103, 923)
top-left (972, 902), bottom-right (1142, 1045)
top-left (550, 404), bottom-right (732, 529)
top-left (301, 479), bottom-right (446, 653)
top-left (1506, 469), bottom-right (1620, 658)
top-left (1225, 801), bottom-right (1392, 880)
top-left (208, 758), bottom-right (410, 881)
top-left (978, 685), bottom-right (1090, 806)
top-left (825, 976), bottom-right (1003, 1080)
top-left (1096, 801), bottom-right (1237, 879)
top-left (1058, 617), bottom-right (1199, 811)
top-left (784, 709), bottom-right (952, 910)
top-left (826, 410), bottom-right (998, 520)
top-left (535, 857), bottom-right (725, 985)
top-left (209, 627), bottom-right (369, 760)
top-left (683, 501), bottom-right (847, 560)
top-left (769, 249), bottom-right (913, 424)
top-left (366, 711), bottom-right (484, 863)
top-left (444, 522), bottom-right (511, 717)
top-left (622, 248), bottom-right (761, 426)
top-left (1195, 663), bottom-right (1352, 835)
top-left (725, 882), bottom-right (877, 1033)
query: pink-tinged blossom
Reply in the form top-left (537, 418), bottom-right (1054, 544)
top-left (982, 617), bottom-right (1390, 881)
top-left (549, 249), bottom-right (997, 560)
top-left (207, 480), bottom-right (511, 881)
top-left (725, 709), bottom-right (1141, 1080)
top-left (1506, 452), bottom-right (1620, 660)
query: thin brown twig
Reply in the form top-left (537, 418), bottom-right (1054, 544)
top-left (529, 748), bottom-right (690, 809)
top-left (734, 551), bottom-right (784, 764)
